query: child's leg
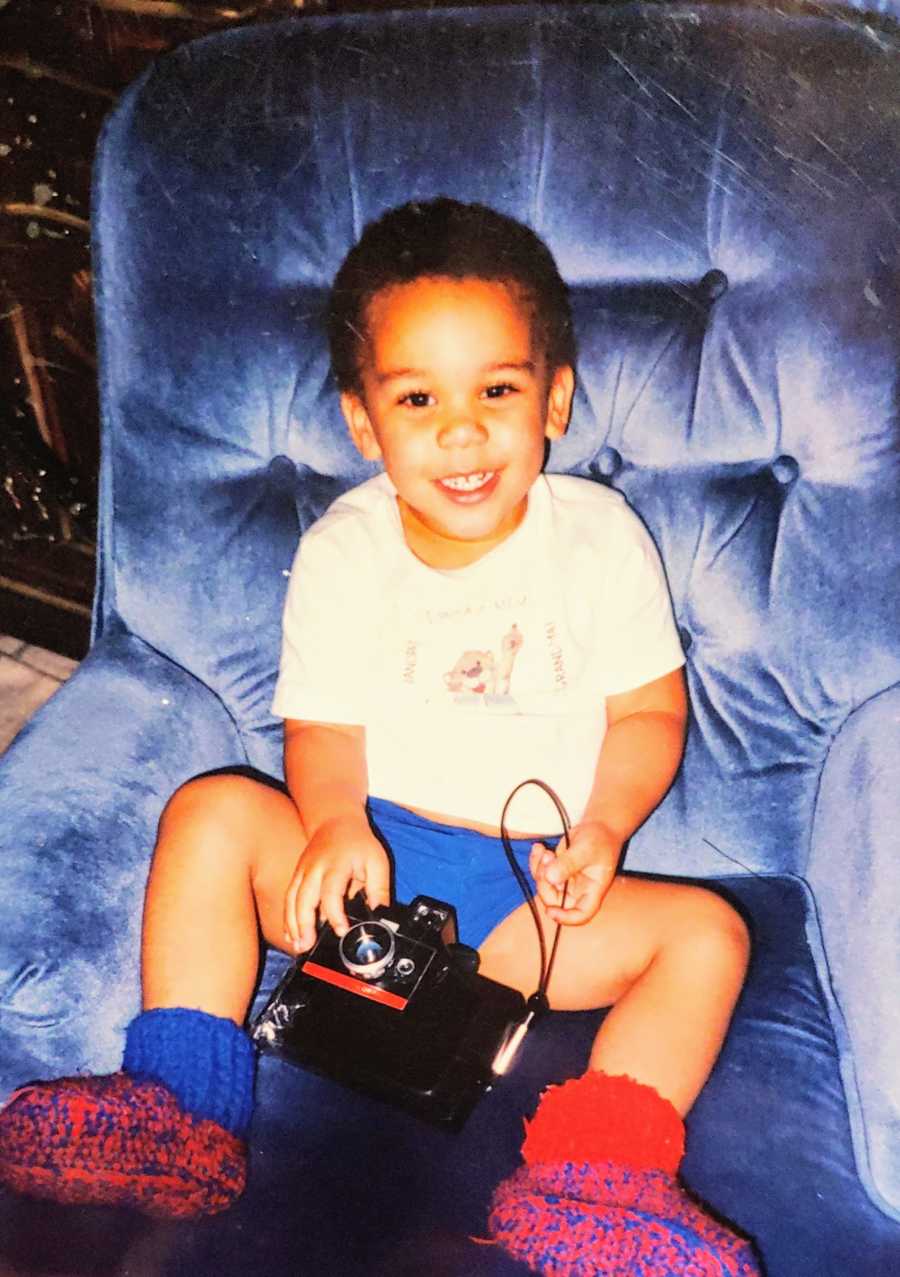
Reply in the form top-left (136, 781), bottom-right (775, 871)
top-left (0, 773), bottom-right (305, 1218)
top-left (584, 882), bottom-right (750, 1113)
top-left (481, 879), bottom-right (761, 1275)
top-left (141, 772), bottom-right (306, 1021)
top-left (480, 876), bottom-right (750, 1114)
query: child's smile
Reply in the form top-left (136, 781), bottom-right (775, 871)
top-left (436, 470), bottom-right (498, 498)
top-left (340, 276), bottom-right (574, 570)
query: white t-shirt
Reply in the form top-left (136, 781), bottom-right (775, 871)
top-left (272, 472), bottom-right (684, 833)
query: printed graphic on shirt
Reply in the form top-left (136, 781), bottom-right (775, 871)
top-left (393, 588), bottom-right (576, 716)
top-left (443, 622), bottom-right (523, 705)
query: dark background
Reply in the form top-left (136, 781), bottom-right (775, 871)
top-left (0, 0), bottom-right (430, 657)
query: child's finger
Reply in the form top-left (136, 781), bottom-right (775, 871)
top-left (293, 871), bottom-right (323, 952)
top-left (363, 853), bottom-right (391, 912)
top-left (529, 841), bottom-right (554, 878)
top-left (547, 902), bottom-right (591, 925)
top-left (534, 868), bottom-right (566, 910)
top-left (283, 867), bottom-right (305, 952)
top-left (548, 868), bottom-right (615, 925)
top-left (319, 870), bottom-right (352, 938)
top-left (545, 843), bottom-right (591, 886)
top-left (546, 885), bottom-right (601, 925)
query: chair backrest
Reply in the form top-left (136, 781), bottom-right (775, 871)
top-left (91, 2), bottom-right (900, 879)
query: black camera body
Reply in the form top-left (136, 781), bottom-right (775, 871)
top-left (251, 894), bottom-right (527, 1130)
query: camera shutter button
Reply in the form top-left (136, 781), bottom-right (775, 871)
top-left (396, 957), bottom-right (415, 978)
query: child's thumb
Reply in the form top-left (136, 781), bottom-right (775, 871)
top-left (546, 846), bottom-right (582, 885)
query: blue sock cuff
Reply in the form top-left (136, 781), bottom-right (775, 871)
top-left (124, 1007), bottom-right (256, 1137)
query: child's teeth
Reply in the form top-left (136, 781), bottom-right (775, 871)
top-left (444, 472), bottom-right (489, 491)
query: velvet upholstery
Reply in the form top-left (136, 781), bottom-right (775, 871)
top-left (1, 4), bottom-right (898, 1274)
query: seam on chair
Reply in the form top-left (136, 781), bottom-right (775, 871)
top-left (800, 868), bottom-right (900, 1225)
top-left (807, 677), bottom-right (900, 872)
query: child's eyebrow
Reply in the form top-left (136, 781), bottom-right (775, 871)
top-left (375, 359), bottom-right (536, 385)
top-left (483, 360), bottom-right (537, 376)
top-left (375, 367), bottom-right (426, 384)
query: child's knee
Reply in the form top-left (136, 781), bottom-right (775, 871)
top-left (157, 773), bottom-right (261, 846)
top-left (665, 886), bottom-right (751, 984)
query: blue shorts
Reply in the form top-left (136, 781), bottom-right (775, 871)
top-left (367, 796), bottom-right (560, 949)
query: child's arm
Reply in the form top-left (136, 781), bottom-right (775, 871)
top-left (281, 719), bottom-right (390, 953)
top-left (533, 667), bottom-right (687, 925)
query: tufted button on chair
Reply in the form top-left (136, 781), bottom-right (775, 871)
top-left (1, 4), bottom-right (898, 1274)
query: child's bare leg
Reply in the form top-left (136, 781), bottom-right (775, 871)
top-left (479, 875), bottom-right (750, 1114)
top-left (141, 773), bottom-right (306, 1023)
top-left (583, 882), bottom-right (750, 1113)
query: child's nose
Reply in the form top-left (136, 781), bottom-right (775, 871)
top-left (437, 415), bottom-right (488, 448)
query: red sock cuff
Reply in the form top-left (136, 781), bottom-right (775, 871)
top-left (521, 1071), bottom-right (685, 1175)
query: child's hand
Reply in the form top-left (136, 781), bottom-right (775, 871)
top-left (530, 820), bottom-right (622, 926)
top-left (283, 816), bottom-right (390, 955)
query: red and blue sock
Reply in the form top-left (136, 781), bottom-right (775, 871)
top-left (489, 1071), bottom-right (762, 1276)
top-left (0, 1008), bottom-right (253, 1218)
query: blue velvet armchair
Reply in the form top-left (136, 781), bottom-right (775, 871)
top-left (1, 4), bottom-right (899, 1274)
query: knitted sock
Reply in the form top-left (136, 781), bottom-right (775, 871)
top-left (123, 1007), bottom-right (255, 1137)
top-left (0, 1009), bottom-right (252, 1218)
top-left (489, 1071), bottom-right (762, 1277)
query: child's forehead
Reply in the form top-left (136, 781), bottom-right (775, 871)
top-left (363, 274), bottom-right (534, 333)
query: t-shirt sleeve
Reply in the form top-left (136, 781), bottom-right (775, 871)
top-left (598, 505), bottom-right (685, 695)
top-left (271, 524), bottom-right (369, 724)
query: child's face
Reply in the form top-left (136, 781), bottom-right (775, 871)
top-left (340, 276), bottom-right (574, 569)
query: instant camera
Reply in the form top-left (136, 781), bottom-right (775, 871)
top-left (251, 894), bottom-right (528, 1130)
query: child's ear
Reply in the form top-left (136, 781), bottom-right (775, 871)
top-left (341, 392), bottom-right (383, 461)
top-left (544, 365), bottom-right (575, 441)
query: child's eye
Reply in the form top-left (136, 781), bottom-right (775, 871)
top-left (399, 391), bottom-right (433, 408)
top-left (483, 383), bottom-right (518, 399)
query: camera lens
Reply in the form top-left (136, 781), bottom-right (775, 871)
top-left (339, 921), bottom-right (396, 981)
top-left (355, 935), bottom-right (384, 964)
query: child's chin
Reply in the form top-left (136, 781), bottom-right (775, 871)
top-left (442, 515), bottom-right (508, 545)
top-left (422, 500), bottom-right (500, 537)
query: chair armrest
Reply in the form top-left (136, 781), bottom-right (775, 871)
top-left (807, 683), bottom-right (900, 1221)
top-left (0, 628), bottom-right (248, 1096)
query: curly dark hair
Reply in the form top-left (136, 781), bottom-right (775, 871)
top-left (326, 198), bottom-right (576, 394)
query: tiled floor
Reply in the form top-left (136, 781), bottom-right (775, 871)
top-left (0, 634), bottom-right (78, 755)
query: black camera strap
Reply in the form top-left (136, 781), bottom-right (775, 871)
top-left (493, 779), bottom-right (571, 1072)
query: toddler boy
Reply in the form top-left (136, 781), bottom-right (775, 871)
top-left (0, 199), bottom-right (759, 1276)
